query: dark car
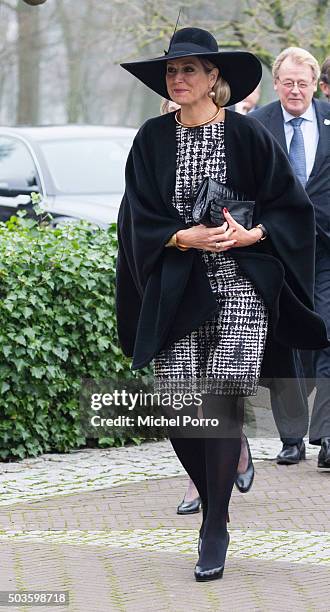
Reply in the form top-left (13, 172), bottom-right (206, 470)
top-left (0, 125), bottom-right (137, 227)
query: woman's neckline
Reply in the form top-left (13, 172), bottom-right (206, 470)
top-left (175, 108), bottom-right (226, 128)
top-left (177, 120), bottom-right (225, 129)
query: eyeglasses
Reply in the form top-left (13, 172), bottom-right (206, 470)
top-left (276, 77), bottom-right (315, 90)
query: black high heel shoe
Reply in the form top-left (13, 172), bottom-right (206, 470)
top-left (235, 434), bottom-right (254, 494)
top-left (194, 531), bottom-right (230, 582)
top-left (177, 496), bottom-right (201, 515)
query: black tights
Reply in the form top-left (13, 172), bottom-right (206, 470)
top-left (170, 395), bottom-right (242, 569)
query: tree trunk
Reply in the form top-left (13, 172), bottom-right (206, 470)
top-left (16, 0), bottom-right (41, 124)
top-left (56, 0), bottom-right (94, 124)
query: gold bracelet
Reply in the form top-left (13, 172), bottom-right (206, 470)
top-left (165, 233), bottom-right (177, 248)
top-left (176, 241), bottom-right (190, 251)
top-left (175, 232), bottom-right (190, 250)
top-left (165, 233), bottom-right (190, 251)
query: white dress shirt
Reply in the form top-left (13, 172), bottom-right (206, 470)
top-left (282, 102), bottom-right (319, 181)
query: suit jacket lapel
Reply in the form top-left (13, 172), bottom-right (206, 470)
top-left (267, 102), bottom-right (288, 155)
top-left (306, 100), bottom-right (330, 187)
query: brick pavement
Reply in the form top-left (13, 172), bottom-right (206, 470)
top-left (1, 543), bottom-right (330, 612)
top-left (0, 455), bottom-right (329, 611)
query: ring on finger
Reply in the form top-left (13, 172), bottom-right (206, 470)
top-left (215, 242), bottom-right (221, 249)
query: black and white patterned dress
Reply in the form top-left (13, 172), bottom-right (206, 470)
top-left (154, 122), bottom-right (268, 396)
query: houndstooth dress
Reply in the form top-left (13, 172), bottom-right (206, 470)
top-left (153, 122), bottom-right (268, 396)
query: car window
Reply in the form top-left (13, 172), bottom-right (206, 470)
top-left (39, 137), bottom-right (133, 194)
top-left (0, 136), bottom-right (40, 193)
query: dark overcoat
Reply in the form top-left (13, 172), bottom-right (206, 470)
top-left (116, 109), bottom-right (329, 378)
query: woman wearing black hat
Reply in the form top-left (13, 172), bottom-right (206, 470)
top-left (116, 27), bottom-right (329, 582)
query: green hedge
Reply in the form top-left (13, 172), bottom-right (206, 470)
top-left (0, 213), bottom-right (161, 460)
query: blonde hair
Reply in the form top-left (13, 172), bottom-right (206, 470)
top-left (199, 58), bottom-right (231, 107)
top-left (160, 98), bottom-right (180, 115)
top-left (272, 47), bottom-right (320, 82)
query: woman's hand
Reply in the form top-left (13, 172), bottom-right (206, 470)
top-left (222, 208), bottom-right (263, 247)
top-left (176, 208), bottom-right (264, 252)
top-left (176, 222), bottom-right (237, 252)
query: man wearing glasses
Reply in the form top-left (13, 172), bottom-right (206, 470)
top-left (252, 47), bottom-right (330, 470)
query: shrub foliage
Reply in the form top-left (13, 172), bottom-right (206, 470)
top-left (0, 214), bottom-right (159, 460)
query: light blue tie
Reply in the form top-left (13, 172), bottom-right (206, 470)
top-left (289, 117), bottom-right (307, 187)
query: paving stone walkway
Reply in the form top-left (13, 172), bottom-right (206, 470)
top-left (0, 439), bottom-right (329, 612)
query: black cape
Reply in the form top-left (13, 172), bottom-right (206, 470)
top-left (116, 110), bottom-right (329, 374)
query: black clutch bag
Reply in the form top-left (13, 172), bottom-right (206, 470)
top-left (192, 177), bottom-right (255, 228)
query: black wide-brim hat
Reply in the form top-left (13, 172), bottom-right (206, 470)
top-left (121, 27), bottom-right (262, 106)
